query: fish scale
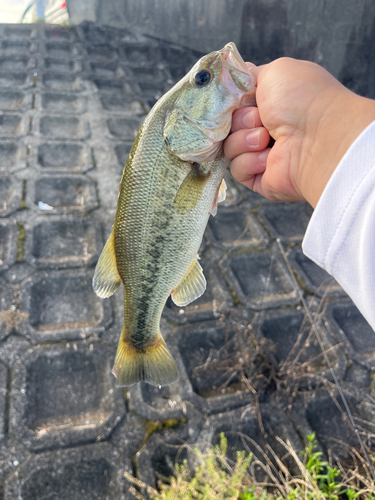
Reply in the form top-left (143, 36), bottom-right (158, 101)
top-left (93, 42), bottom-right (256, 386)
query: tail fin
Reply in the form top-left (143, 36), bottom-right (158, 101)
top-left (112, 328), bottom-right (178, 387)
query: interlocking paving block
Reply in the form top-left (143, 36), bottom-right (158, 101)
top-left (136, 407), bottom-right (204, 492)
top-left (0, 40), bottom-right (37, 55)
top-left (40, 93), bottom-right (88, 114)
top-left (88, 60), bottom-right (121, 78)
top-left (43, 57), bottom-right (81, 73)
top-left (24, 216), bottom-right (102, 269)
top-left (101, 95), bottom-right (147, 115)
top-left (36, 142), bottom-right (92, 172)
top-left (17, 269), bottom-right (112, 343)
top-left (94, 78), bottom-right (135, 96)
top-left (220, 248), bottom-right (300, 310)
top-left (10, 342), bottom-right (125, 451)
top-left (0, 72), bottom-right (30, 89)
top-left (0, 335), bottom-right (30, 368)
top-left (0, 362), bottom-right (7, 441)
top-left (254, 308), bottom-right (346, 384)
top-left (0, 56), bottom-right (34, 72)
top-left (106, 117), bottom-right (142, 140)
top-left (0, 437), bottom-right (29, 489)
top-left (118, 43), bottom-right (160, 67)
top-left (258, 202), bottom-right (312, 243)
top-left (195, 403), bottom-right (303, 481)
top-left (3, 26), bottom-right (36, 39)
top-left (0, 278), bottom-right (15, 341)
top-left (44, 41), bottom-right (76, 58)
top-left (0, 114), bottom-right (26, 139)
top-left (4, 442), bottom-right (133, 500)
top-left (86, 45), bottom-right (118, 62)
top-left (0, 91), bottom-right (30, 113)
top-left (345, 361), bottom-right (372, 389)
top-left (287, 246), bottom-right (345, 298)
top-left (163, 262), bottom-right (233, 324)
top-left (0, 142), bottom-right (25, 173)
top-left (114, 143), bottom-right (132, 168)
top-left (206, 208), bottom-right (269, 250)
top-left (295, 384), bottom-right (375, 461)
top-left (0, 219), bottom-right (18, 273)
top-left (44, 26), bottom-right (75, 42)
top-left (325, 300), bottom-right (375, 369)
top-left (110, 411), bottom-right (146, 458)
top-left (31, 175), bottom-right (98, 214)
top-left (157, 42), bottom-right (202, 80)
top-left (0, 176), bottom-right (22, 218)
top-left (77, 20), bottom-right (147, 45)
top-left (39, 115), bottom-right (90, 139)
top-left (129, 381), bottom-right (184, 422)
top-left (42, 73), bottom-right (84, 92)
top-left (169, 320), bottom-right (255, 415)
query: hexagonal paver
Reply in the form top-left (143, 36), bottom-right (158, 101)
top-left (163, 262), bottom-right (233, 324)
top-left (325, 300), bottom-right (375, 369)
top-left (206, 208), bottom-right (269, 250)
top-left (295, 384), bottom-right (375, 461)
top-left (0, 219), bottom-right (18, 272)
top-left (17, 269), bottom-right (112, 343)
top-left (287, 246), bottom-right (345, 298)
top-left (0, 91), bottom-right (30, 112)
top-left (30, 175), bottom-right (98, 214)
top-left (40, 93), bottom-right (88, 114)
top-left (0, 278), bottom-right (15, 341)
top-left (220, 248), bottom-right (300, 310)
top-left (254, 308), bottom-right (346, 384)
top-left (0, 142), bottom-right (26, 173)
top-left (0, 176), bottom-right (22, 218)
top-left (4, 443), bottom-right (133, 500)
top-left (36, 142), bottom-right (92, 173)
top-left (258, 202), bottom-right (312, 243)
top-left (169, 320), bottom-right (255, 415)
top-left (106, 117), bottom-right (142, 140)
top-left (0, 114), bottom-right (26, 139)
top-left (193, 403), bottom-right (303, 481)
top-left (39, 116), bottom-right (90, 140)
top-left (10, 342), bottom-right (125, 451)
top-left (24, 216), bottom-right (102, 269)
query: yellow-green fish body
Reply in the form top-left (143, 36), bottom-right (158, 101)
top-left (93, 43), bottom-right (255, 386)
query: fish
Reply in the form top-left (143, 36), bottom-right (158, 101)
top-left (92, 43), bottom-right (256, 387)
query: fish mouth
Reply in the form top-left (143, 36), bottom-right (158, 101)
top-left (220, 43), bottom-right (250, 74)
top-left (219, 42), bottom-right (255, 95)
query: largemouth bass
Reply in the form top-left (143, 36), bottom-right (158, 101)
top-left (93, 43), bottom-right (255, 387)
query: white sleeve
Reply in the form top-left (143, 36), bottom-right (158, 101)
top-left (302, 120), bottom-right (375, 330)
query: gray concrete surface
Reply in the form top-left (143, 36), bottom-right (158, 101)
top-left (0, 21), bottom-right (375, 500)
top-left (67, 0), bottom-right (375, 97)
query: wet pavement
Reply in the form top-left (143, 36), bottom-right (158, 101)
top-left (0, 21), bottom-right (375, 500)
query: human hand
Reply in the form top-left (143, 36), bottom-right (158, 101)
top-left (224, 58), bottom-right (375, 207)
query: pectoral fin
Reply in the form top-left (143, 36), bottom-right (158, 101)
top-left (174, 167), bottom-right (211, 214)
top-left (211, 178), bottom-right (227, 217)
top-left (92, 231), bottom-right (122, 298)
top-left (172, 256), bottom-right (206, 306)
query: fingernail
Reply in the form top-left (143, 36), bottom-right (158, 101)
top-left (259, 149), bottom-right (269, 165)
top-left (243, 110), bottom-right (256, 129)
top-left (246, 129), bottom-right (260, 147)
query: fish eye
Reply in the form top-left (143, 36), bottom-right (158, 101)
top-left (194, 69), bottom-right (212, 87)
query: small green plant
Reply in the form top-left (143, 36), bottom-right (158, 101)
top-left (125, 431), bottom-right (375, 499)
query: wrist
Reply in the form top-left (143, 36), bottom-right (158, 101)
top-left (299, 91), bottom-right (375, 208)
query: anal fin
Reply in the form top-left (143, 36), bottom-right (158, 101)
top-left (171, 256), bottom-right (206, 306)
top-left (92, 230), bottom-right (122, 298)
